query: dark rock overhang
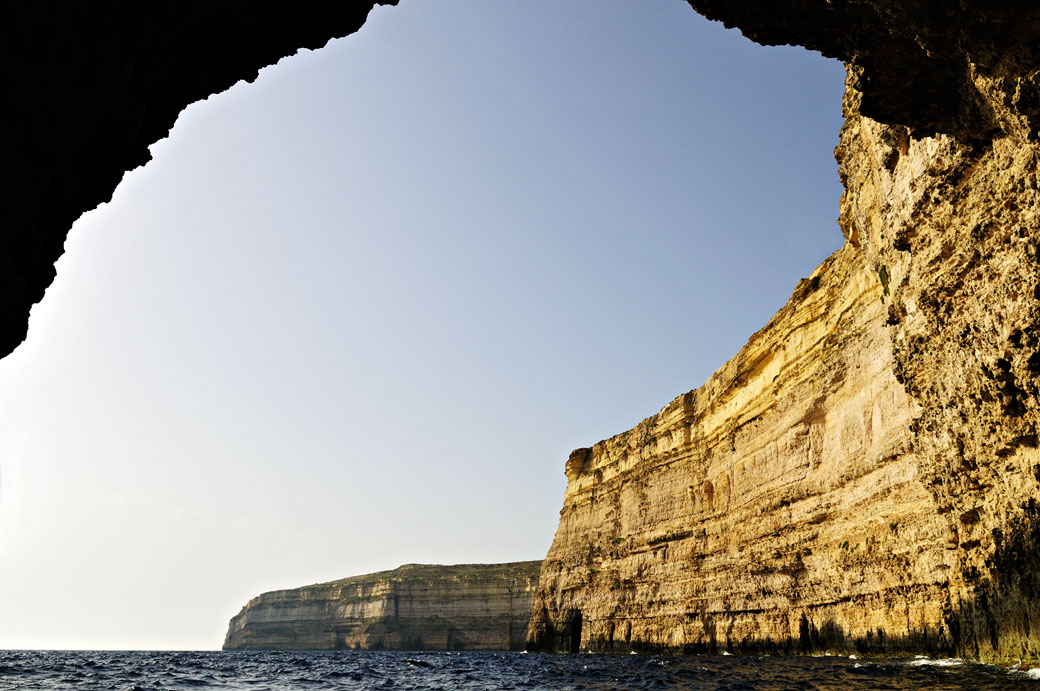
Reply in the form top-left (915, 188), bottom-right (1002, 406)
top-left (687, 0), bottom-right (1040, 140)
top-left (3, 0), bottom-right (1038, 360)
top-left (1, 1), bottom-right (392, 358)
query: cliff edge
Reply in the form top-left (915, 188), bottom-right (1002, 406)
top-left (223, 562), bottom-right (541, 651)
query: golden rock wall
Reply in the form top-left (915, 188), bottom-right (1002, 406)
top-left (530, 68), bottom-right (1040, 665)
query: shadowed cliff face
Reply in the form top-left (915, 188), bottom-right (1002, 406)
top-left (686, 0), bottom-right (1040, 141)
top-left (1, 1), bottom-right (393, 357)
top-left (223, 562), bottom-right (541, 651)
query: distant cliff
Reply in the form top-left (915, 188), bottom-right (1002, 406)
top-left (223, 562), bottom-right (541, 651)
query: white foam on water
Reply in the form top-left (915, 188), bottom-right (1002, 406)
top-left (906, 657), bottom-right (963, 667)
top-left (1026, 668), bottom-right (1040, 680)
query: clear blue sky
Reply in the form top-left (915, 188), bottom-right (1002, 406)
top-left (0, 0), bottom-right (844, 650)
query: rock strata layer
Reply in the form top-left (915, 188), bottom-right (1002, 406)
top-left (528, 60), bottom-right (1040, 666)
top-left (223, 562), bottom-right (541, 651)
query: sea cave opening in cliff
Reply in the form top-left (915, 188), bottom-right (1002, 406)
top-left (0, 0), bottom-right (844, 651)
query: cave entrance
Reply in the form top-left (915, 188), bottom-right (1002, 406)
top-left (0, 0), bottom-right (847, 652)
top-left (566, 610), bottom-right (583, 653)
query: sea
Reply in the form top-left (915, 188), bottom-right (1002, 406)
top-left (1, 649), bottom-right (1038, 690)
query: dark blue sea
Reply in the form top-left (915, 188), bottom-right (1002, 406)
top-left (1, 650), bottom-right (1038, 690)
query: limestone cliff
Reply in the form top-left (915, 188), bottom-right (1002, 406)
top-left (7, 0), bottom-right (1040, 666)
top-left (529, 51), bottom-right (1040, 668)
top-left (223, 562), bottom-right (540, 651)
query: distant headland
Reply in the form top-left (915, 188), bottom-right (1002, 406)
top-left (223, 562), bottom-right (540, 651)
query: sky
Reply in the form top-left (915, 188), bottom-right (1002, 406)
top-left (0, 0), bottom-right (845, 650)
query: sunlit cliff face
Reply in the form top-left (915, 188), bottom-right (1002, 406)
top-left (532, 3), bottom-right (1040, 663)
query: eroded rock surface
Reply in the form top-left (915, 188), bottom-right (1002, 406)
top-left (223, 562), bottom-right (541, 651)
top-left (529, 63), bottom-right (1040, 664)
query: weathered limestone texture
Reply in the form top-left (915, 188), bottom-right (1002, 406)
top-left (530, 48), bottom-right (1040, 667)
top-left (529, 227), bottom-right (944, 656)
top-left (223, 562), bottom-right (541, 651)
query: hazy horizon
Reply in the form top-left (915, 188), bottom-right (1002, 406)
top-left (0, 0), bottom-right (845, 650)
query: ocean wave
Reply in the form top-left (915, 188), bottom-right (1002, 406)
top-left (906, 656), bottom-right (963, 667)
top-left (0, 649), bottom-right (1036, 690)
